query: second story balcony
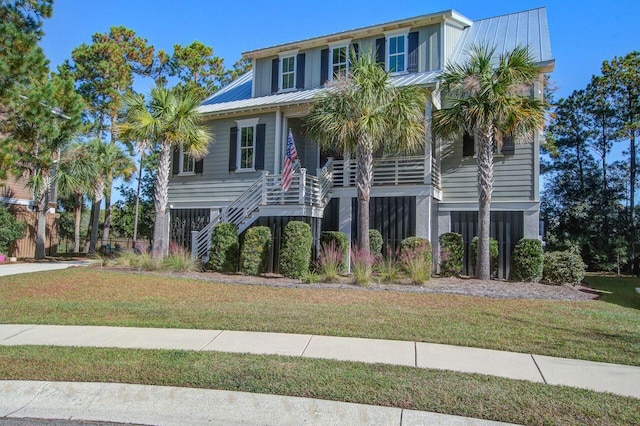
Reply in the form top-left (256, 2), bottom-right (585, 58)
top-left (331, 155), bottom-right (441, 198)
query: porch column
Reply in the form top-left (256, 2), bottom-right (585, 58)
top-left (415, 195), bottom-right (431, 240)
top-left (338, 196), bottom-right (352, 273)
top-left (274, 108), bottom-right (282, 173)
top-left (524, 208), bottom-right (540, 239)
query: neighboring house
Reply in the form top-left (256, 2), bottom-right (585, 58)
top-left (0, 174), bottom-right (59, 257)
top-left (168, 7), bottom-right (554, 278)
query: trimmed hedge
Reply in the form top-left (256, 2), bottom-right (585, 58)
top-left (470, 236), bottom-right (499, 278)
top-left (320, 231), bottom-right (349, 272)
top-left (240, 226), bottom-right (272, 276)
top-left (207, 222), bottom-right (239, 272)
top-left (512, 239), bottom-right (543, 282)
top-left (543, 251), bottom-right (586, 285)
top-left (400, 237), bottom-right (432, 280)
top-left (279, 221), bottom-right (312, 279)
top-left (439, 233), bottom-right (464, 277)
top-left (369, 229), bottom-right (383, 256)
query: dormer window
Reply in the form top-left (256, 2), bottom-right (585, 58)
top-left (387, 33), bottom-right (408, 73)
top-left (330, 45), bottom-right (348, 80)
top-left (280, 55), bottom-right (296, 91)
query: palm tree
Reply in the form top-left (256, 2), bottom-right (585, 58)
top-left (432, 45), bottom-right (546, 279)
top-left (101, 142), bottom-right (136, 245)
top-left (117, 85), bottom-right (209, 259)
top-left (305, 51), bottom-right (427, 256)
top-left (56, 142), bottom-right (95, 253)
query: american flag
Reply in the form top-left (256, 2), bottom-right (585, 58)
top-left (281, 130), bottom-right (298, 192)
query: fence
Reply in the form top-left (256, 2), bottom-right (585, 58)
top-left (54, 236), bottom-right (152, 255)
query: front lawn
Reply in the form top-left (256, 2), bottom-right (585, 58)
top-left (1, 268), bottom-right (639, 366)
top-left (0, 346), bottom-right (638, 426)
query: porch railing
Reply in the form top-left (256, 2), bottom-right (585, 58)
top-left (332, 156), bottom-right (440, 188)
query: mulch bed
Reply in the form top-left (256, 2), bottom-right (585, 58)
top-left (128, 268), bottom-right (598, 302)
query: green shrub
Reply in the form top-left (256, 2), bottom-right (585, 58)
top-left (320, 231), bottom-right (349, 272)
top-left (279, 221), bottom-right (312, 279)
top-left (240, 226), bottom-right (272, 276)
top-left (543, 251), bottom-right (586, 285)
top-left (470, 236), bottom-right (499, 278)
top-left (0, 205), bottom-right (26, 254)
top-left (369, 229), bottom-right (383, 256)
top-left (300, 270), bottom-right (321, 284)
top-left (439, 233), bottom-right (464, 277)
top-left (512, 239), bottom-right (543, 282)
top-left (400, 237), bottom-right (432, 284)
top-left (375, 252), bottom-right (401, 284)
top-left (207, 222), bottom-right (239, 272)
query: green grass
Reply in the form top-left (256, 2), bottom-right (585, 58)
top-left (583, 274), bottom-right (640, 309)
top-left (1, 268), bottom-right (639, 366)
top-left (0, 346), bottom-right (638, 426)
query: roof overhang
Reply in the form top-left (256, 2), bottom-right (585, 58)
top-left (243, 9), bottom-right (470, 60)
top-left (537, 59), bottom-right (556, 73)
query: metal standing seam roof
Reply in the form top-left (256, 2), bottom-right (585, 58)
top-left (199, 7), bottom-right (553, 116)
top-left (198, 71), bottom-right (441, 115)
top-left (450, 7), bottom-right (553, 66)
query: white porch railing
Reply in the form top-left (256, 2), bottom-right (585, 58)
top-left (191, 158), bottom-right (334, 260)
top-left (332, 155), bottom-right (440, 189)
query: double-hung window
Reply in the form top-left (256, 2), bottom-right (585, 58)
top-left (179, 146), bottom-right (195, 174)
top-left (280, 55), bottom-right (296, 91)
top-left (330, 45), bottom-right (348, 80)
top-left (236, 118), bottom-right (259, 171)
top-left (387, 33), bottom-right (407, 73)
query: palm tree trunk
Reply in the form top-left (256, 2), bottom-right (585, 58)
top-left (152, 143), bottom-right (171, 259)
top-left (102, 175), bottom-right (112, 246)
top-left (476, 126), bottom-right (494, 280)
top-left (74, 193), bottom-right (82, 253)
top-left (356, 141), bottom-right (373, 255)
top-left (89, 180), bottom-right (104, 254)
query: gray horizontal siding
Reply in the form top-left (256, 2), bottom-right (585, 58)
top-left (168, 113), bottom-right (277, 207)
top-left (440, 139), bottom-right (534, 202)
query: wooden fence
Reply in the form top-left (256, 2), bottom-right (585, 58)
top-left (7, 206), bottom-right (59, 258)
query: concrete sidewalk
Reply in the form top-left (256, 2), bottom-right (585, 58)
top-left (1, 324), bottom-right (639, 399)
top-left (0, 261), bottom-right (90, 277)
top-left (0, 380), bottom-right (513, 426)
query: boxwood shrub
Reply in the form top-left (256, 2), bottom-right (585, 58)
top-left (207, 222), bottom-right (239, 272)
top-left (320, 231), bottom-right (349, 272)
top-left (279, 221), bottom-right (312, 279)
top-left (543, 251), bottom-right (586, 285)
top-left (439, 233), bottom-right (464, 277)
top-left (240, 226), bottom-right (272, 276)
top-left (369, 229), bottom-right (383, 256)
top-left (470, 237), bottom-right (499, 278)
top-left (511, 239), bottom-right (543, 282)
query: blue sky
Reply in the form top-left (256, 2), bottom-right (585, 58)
top-left (41, 0), bottom-right (639, 100)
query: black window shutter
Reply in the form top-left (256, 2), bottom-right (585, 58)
top-left (349, 43), bottom-right (359, 69)
top-left (463, 132), bottom-right (475, 157)
top-left (172, 148), bottom-right (180, 175)
top-left (320, 48), bottom-right (329, 86)
top-left (271, 58), bottom-right (279, 93)
top-left (296, 53), bottom-right (305, 89)
top-left (229, 127), bottom-right (238, 172)
top-left (255, 123), bottom-right (266, 170)
top-left (407, 32), bottom-right (419, 73)
top-left (194, 158), bottom-right (204, 174)
top-left (501, 134), bottom-right (515, 155)
top-left (375, 37), bottom-right (385, 68)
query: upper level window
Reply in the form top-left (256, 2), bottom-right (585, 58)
top-left (236, 118), bottom-right (259, 171)
top-left (281, 55), bottom-right (296, 90)
top-left (331, 45), bottom-right (348, 79)
top-left (387, 34), bottom-right (407, 73)
top-left (179, 146), bottom-right (195, 174)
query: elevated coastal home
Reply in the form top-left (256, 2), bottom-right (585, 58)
top-left (167, 7), bottom-right (554, 278)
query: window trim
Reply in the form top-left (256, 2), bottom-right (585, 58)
top-left (178, 145), bottom-right (196, 176)
top-left (279, 53), bottom-right (297, 92)
top-left (235, 118), bottom-right (260, 172)
top-left (385, 30), bottom-right (409, 74)
top-left (329, 42), bottom-right (350, 81)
